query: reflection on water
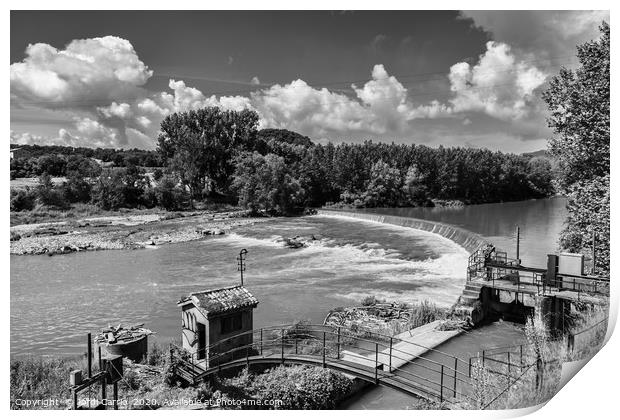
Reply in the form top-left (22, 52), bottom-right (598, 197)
top-left (360, 197), bottom-right (568, 268)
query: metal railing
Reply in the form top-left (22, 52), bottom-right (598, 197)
top-left (169, 323), bottom-right (494, 404)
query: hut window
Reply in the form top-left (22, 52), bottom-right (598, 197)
top-left (221, 313), bottom-right (243, 334)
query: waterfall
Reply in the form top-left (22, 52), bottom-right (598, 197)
top-left (317, 210), bottom-right (486, 254)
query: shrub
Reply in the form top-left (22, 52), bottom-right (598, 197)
top-left (154, 176), bottom-right (187, 210)
top-left (35, 174), bottom-right (68, 209)
top-left (10, 188), bottom-right (37, 211)
top-left (250, 365), bottom-right (352, 409)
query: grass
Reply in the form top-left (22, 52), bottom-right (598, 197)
top-left (10, 356), bottom-right (88, 410)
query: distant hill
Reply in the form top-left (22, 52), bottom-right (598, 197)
top-left (257, 129), bottom-right (313, 148)
top-left (522, 149), bottom-right (549, 159)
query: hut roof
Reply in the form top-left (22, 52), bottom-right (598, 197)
top-left (177, 285), bottom-right (258, 317)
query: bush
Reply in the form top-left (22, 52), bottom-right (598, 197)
top-left (10, 188), bottom-right (37, 211)
top-left (91, 170), bottom-right (127, 210)
top-left (250, 365), bottom-right (352, 409)
top-left (10, 357), bottom-right (82, 409)
top-left (35, 174), bottom-right (68, 209)
top-left (61, 175), bottom-right (92, 203)
top-left (154, 176), bottom-right (187, 210)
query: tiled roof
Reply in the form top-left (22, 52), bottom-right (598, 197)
top-left (178, 285), bottom-right (258, 317)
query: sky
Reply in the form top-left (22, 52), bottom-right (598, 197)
top-left (10, 10), bottom-right (609, 152)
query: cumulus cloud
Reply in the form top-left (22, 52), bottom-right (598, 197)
top-left (447, 41), bottom-right (547, 120)
top-left (10, 34), bottom-right (551, 149)
top-left (11, 36), bottom-right (152, 107)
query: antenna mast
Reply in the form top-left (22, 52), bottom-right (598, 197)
top-left (237, 249), bottom-right (248, 286)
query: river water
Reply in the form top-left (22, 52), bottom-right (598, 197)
top-left (10, 197), bottom-right (567, 363)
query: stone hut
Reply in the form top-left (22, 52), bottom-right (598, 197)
top-left (177, 285), bottom-right (258, 368)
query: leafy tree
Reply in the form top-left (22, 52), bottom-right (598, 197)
top-left (542, 22), bottom-right (609, 274)
top-left (362, 160), bottom-right (403, 207)
top-left (157, 107), bottom-right (260, 199)
top-left (402, 164), bottom-right (430, 205)
top-left (10, 188), bottom-right (37, 211)
top-left (154, 176), bottom-right (188, 210)
top-left (91, 170), bottom-right (128, 210)
top-left (232, 152), bottom-right (305, 215)
top-left (526, 157), bottom-right (555, 197)
top-left (62, 174), bottom-right (92, 203)
top-left (35, 154), bottom-right (66, 176)
top-left (35, 173), bottom-right (67, 208)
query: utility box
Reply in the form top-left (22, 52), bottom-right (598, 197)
top-left (69, 370), bottom-right (82, 387)
top-left (558, 253), bottom-right (584, 276)
top-left (103, 355), bottom-right (123, 384)
top-left (546, 254), bottom-right (559, 286)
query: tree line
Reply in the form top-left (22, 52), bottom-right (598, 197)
top-left (10, 108), bottom-right (556, 215)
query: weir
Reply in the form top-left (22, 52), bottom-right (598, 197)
top-left (317, 209), bottom-right (487, 254)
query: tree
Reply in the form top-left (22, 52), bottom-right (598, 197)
top-left (154, 175), bottom-right (188, 210)
top-left (231, 152), bottom-right (305, 215)
top-left (157, 107), bottom-right (260, 199)
top-left (362, 160), bottom-right (403, 207)
top-left (91, 169), bottom-right (128, 210)
top-left (35, 173), bottom-right (67, 208)
top-left (402, 164), bottom-right (430, 205)
top-left (542, 22), bottom-right (609, 274)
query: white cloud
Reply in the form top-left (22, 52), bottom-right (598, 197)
top-left (10, 33), bottom-right (553, 149)
top-left (250, 76), bottom-right (261, 85)
top-left (447, 41), bottom-right (547, 120)
top-left (11, 36), bottom-right (152, 105)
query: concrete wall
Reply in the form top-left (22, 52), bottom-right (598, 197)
top-left (207, 309), bottom-right (254, 366)
top-left (317, 210), bottom-right (487, 254)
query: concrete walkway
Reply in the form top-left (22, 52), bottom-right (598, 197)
top-left (340, 320), bottom-right (463, 372)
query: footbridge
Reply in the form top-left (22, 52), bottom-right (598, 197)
top-left (170, 323), bottom-right (526, 407)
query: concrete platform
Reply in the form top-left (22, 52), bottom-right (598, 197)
top-left (338, 320), bottom-right (463, 372)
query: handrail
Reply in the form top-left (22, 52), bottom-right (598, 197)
top-left (170, 325), bottom-right (505, 404)
top-left (183, 323), bottom-right (474, 367)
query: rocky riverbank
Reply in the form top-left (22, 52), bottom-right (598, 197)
top-left (10, 210), bottom-right (266, 256)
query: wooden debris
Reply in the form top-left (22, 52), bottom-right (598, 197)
top-left (94, 323), bottom-right (155, 345)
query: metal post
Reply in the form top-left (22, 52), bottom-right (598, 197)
top-left (520, 345), bottom-right (523, 371)
top-left (72, 389), bottom-right (78, 410)
top-left (516, 226), bottom-right (520, 263)
top-left (87, 333), bottom-right (92, 378)
top-left (322, 332), bottom-right (327, 367)
top-left (295, 334), bottom-right (298, 354)
top-left (100, 375), bottom-right (106, 410)
top-left (440, 365), bottom-right (444, 403)
top-left (507, 352), bottom-right (511, 373)
top-left (281, 329), bottom-right (285, 363)
top-left (375, 343), bottom-right (379, 384)
top-left (482, 350), bottom-right (485, 367)
top-left (468, 357), bottom-right (472, 377)
top-left (336, 327), bottom-right (341, 360)
top-left (98, 346), bottom-right (102, 371)
top-left (237, 248), bottom-right (247, 286)
top-left (260, 328), bottom-right (263, 355)
top-left (113, 382), bottom-right (118, 410)
top-left (246, 346), bottom-right (250, 369)
top-left (389, 337), bottom-right (393, 372)
top-left (453, 357), bottom-right (458, 398)
top-left (592, 228), bottom-right (596, 275)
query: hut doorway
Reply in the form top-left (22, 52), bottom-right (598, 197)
top-left (197, 323), bottom-right (206, 360)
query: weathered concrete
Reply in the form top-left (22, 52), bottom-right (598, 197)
top-left (340, 321), bottom-right (463, 372)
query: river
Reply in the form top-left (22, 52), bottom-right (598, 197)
top-left (10, 197), bottom-right (567, 364)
